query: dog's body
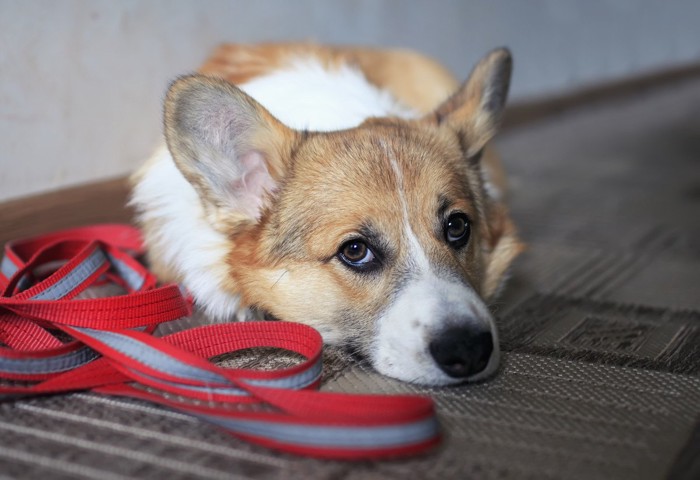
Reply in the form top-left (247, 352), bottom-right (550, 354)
top-left (131, 43), bottom-right (523, 386)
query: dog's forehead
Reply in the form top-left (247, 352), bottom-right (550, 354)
top-left (266, 123), bottom-right (478, 257)
top-left (292, 123), bottom-right (470, 205)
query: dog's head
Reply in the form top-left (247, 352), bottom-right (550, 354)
top-left (163, 49), bottom-right (522, 385)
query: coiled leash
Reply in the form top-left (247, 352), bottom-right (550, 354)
top-left (0, 225), bottom-right (440, 459)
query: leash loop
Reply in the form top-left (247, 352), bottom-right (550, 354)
top-left (0, 224), bottom-right (439, 459)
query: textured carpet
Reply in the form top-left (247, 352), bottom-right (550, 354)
top-left (1, 77), bottom-right (699, 479)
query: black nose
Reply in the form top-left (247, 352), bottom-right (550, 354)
top-left (429, 327), bottom-right (494, 378)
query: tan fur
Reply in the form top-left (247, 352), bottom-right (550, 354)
top-left (226, 123), bottom-right (489, 339)
top-left (134, 42), bottom-right (523, 361)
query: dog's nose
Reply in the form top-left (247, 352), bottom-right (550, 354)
top-left (429, 327), bottom-right (494, 378)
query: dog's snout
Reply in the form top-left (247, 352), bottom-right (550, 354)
top-left (429, 327), bottom-right (493, 378)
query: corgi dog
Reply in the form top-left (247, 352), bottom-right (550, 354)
top-left (130, 43), bottom-right (523, 386)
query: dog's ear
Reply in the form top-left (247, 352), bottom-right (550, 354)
top-left (427, 48), bottom-right (512, 158)
top-left (164, 74), bottom-right (295, 228)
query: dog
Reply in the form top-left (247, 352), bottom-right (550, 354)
top-left (130, 43), bottom-right (523, 386)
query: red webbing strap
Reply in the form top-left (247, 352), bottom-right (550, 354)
top-left (0, 224), bottom-right (440, 459)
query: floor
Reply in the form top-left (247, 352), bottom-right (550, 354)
top-left (0, 75), bottom-right (699, 479)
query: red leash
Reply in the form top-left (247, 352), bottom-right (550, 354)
top-left (0, 224), bottom-right (440, 459)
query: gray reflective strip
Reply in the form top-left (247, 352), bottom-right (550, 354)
top-left (200, 415), bottom-right (439, 449)
top-left (74, 328), bottom-right (228, 384)
top-left (129, 357), bottom-right (323, 396)
top-left (130, 368), bottom-right (248, 396)
top-left (1, 254), bottom-right (18, 278)
top-left (245, 358), bottom-right (322, 389)
top-left (106, 253), bottom-right (145, 291)
top-left (0, 347), bottom-right (98, 375)
top-left (31, 249), bottom-right (107, 300)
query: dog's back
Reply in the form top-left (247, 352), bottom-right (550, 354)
top-left (199, 43), bottom-right (459, 114)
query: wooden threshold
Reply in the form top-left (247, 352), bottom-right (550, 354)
top-left (1, 60), bottom-right (699, 247)
top-left (0, 176), bottom-right (132, 247)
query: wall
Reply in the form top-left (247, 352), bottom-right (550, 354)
top-left (1, 0), bottom-right (699, 202)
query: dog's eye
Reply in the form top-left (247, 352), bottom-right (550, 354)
top-left (445, 213), bottom-right (471, 248)
top-left (338, 239), bottom-right (376, 270)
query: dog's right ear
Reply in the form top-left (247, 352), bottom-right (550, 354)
top-left (164, 75), bottom-right (296, 229)
top-left (426, 48), bottom-right (512, 159)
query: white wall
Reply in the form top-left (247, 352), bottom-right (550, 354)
top-left (1, 0), bottom-right (699, 202)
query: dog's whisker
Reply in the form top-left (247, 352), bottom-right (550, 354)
top-left (271, 270), bottom-right (288, 289)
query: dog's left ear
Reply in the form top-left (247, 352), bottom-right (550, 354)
top-left (427, 48), bottom-right (512, 158)
top-left (164, 74), bottom-right (296, 229)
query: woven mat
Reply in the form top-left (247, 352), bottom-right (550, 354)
top-left (1, 78), bottom-right (699, 479)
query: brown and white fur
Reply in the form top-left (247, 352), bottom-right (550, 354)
top-left (130, 43), bottom-right (523, 386)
